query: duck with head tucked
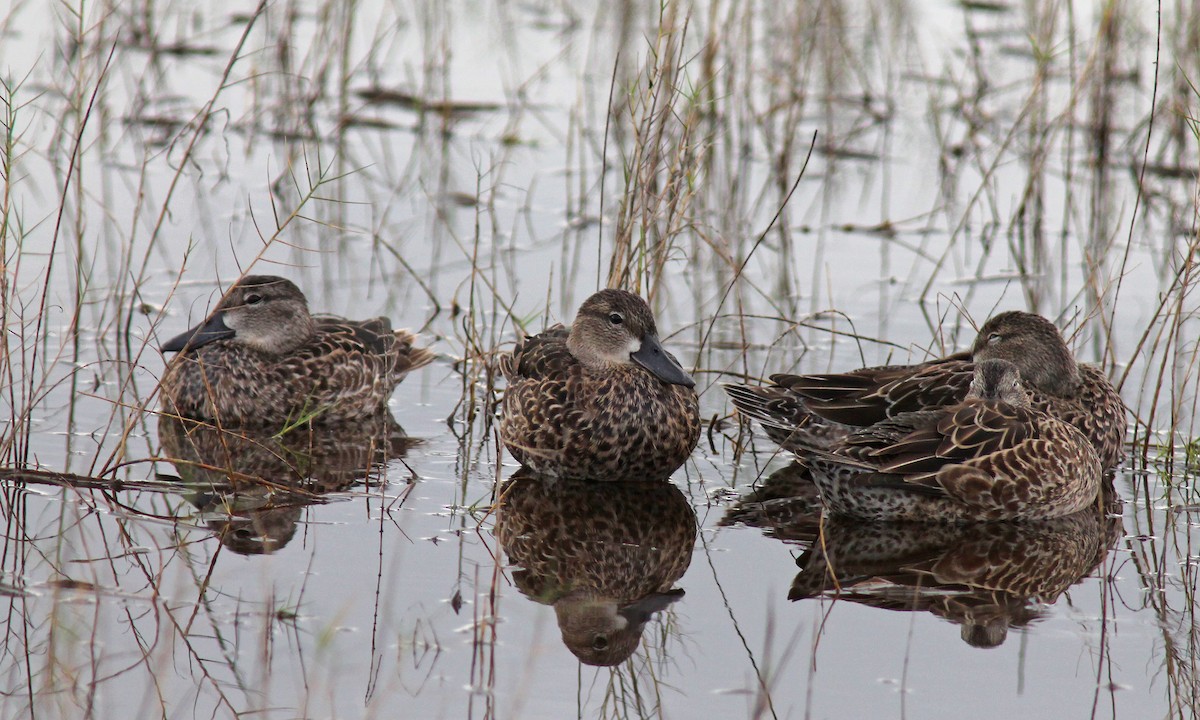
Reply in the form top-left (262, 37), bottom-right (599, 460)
top-left (499, 289), bottom-right (701, 480)
top-left (726, 311), bottom-right (1127, 470)
top-left (160, 275), bottom-right (433, 425)
top-left (804, 358), bottom-right (1102, 522)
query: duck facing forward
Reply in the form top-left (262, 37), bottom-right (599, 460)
top-left (160, 275), bottom-right (433, 425)
top-left (805, 358), bottom-right (1102, 522)
top-left (499, 289), bottom-right (700, 480)
top-left (727, 311), bottom-right (1127, 470)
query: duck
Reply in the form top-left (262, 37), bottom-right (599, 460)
top-left (498, 289), bottom-right (700, 480)
top-left (726, 310), bottom-right (1127, 470)
top-left (159, 275), bottom-right (433, 425)
top-left (801, 358), bottom-right (1102, 522)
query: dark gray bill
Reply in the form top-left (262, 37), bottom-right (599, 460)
top-left (161, 312), bottom-right (234, 353)
top-left (631, 333), bottom-right (695, 388)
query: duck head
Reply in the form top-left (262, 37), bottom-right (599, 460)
top-left (566, 289), bottom-right (695, 388)
top-left (967, 358), bottom-right (1032, 408)
top-left (161, 275), bottom-right (316, 356)
top-left (970, 311), bottom-right (1082, 397)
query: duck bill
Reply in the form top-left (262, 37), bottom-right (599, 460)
top-left (161, 312), bottom-right (234, 353)
top-left (631, 333), bottom-right (695, 388)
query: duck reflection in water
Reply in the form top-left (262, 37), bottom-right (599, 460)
top-left (720, 461), bottom-right (825, 542)
top-left (784, 494), bottom-right (1122, 648)
top-left (494, 469), bottom-right (697, 665)
top-left (158, 413), bottom-right (416, 555)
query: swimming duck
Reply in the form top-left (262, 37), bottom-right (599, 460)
top-left (160, 275), bottom-right (433, 425)
top-left (499, 289), bottom-right (700, 480)
top-left (726, 311), bottom-right (1127, 470)
top-left (803, 358), bottom-right (1102, 522)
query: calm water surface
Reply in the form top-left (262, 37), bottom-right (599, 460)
top-left (1, 1), bottom-right (1197, 718)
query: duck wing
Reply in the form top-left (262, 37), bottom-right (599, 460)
top-left (314, 316), bottom-right (433, 375)
top-left (500, 325), bottom-right (574, 382)
top-left (772, 353), bottom-right (973, 427)
top-left (872, 400), bottom-right (1038, 479)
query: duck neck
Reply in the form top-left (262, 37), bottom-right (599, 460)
top-left (567, 331), bottom-right (605, 369)
top-left (1029, 349), bottom-right (1083, 397)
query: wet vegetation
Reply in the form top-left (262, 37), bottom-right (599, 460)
top-left (1, 0), bottom-right (1199, 718)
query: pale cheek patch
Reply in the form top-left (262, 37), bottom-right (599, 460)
top-left (600, 335), bottom-right (642, 365)
top-left (603, 337), bottom-right (641, 364)
top-left (222, 313), bottom-right (243, 332)
top-left (245, 336), bottom-right (277, 353)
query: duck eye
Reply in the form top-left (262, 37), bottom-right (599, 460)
top-left (244, 293), bottom-right (264, 306)
top-left (608, 312), bottom-right (623, 325)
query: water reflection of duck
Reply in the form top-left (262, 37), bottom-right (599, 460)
top-left (720, 461), bottom-right (823, 542)
top-left (747, 360), bottom-right (1103, 522)
top-left (160, 275), bottom-right (434, 426)
top-left (158, 414), bottom-right (416, 554)
top-left (493, 470), bottom-right (697, 665)
top-left (787, 500), bottom-right (1122, 648)
top-left (499, 289), bottom-right (700, 480)
top-left (726, 311), bottom-right (1127, 471)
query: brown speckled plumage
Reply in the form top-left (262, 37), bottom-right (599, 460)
top-left (804, 359), bottom-right (1103, 522)
top-left (726, 311), bottom-right (1127, 470)
top-left (499, 289), bottom-right (701, 480)
top-left (159, 276), bottom-right (433, 426)
top-left (788, 501), bottom-right (1122, 647)
top-left (494, 470), bottom-right (696, 665)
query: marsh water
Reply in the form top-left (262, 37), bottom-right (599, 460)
top-left (2, 1), bottom-right (1199, 718)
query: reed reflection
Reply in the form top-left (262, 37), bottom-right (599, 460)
top-left (494, 470), bottom-right (697, 665)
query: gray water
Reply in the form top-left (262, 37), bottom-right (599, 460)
top-left (1, 1), bottom-right (1197, 718)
